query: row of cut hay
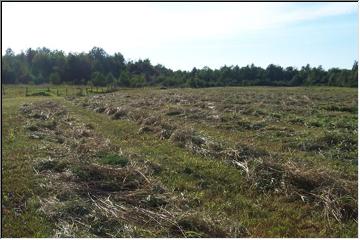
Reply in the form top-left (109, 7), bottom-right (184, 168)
top-left (67, 95), bottom-right (358, 224)
top-left (21, 100), bottom-right (246, 237)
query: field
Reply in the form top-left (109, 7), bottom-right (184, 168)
top-left (2, 85), bottom-right (358, 237)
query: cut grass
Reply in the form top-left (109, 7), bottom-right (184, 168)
top-left (2, 97), bottom-right (56, 237)
top-left (2, 86), bottom-right (357, 237)
top-left (62, 97), bottom-right (357, 237)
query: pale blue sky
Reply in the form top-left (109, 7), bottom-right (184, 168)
top-left (2, 2), bottom-right (358, 70)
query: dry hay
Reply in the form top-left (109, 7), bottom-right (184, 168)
top-left (221, 144), bottom-right (357, 223)
top-left (20, 100), bottom-right (243, 237)
top-left (230, 155), bottom-right (357, 223)
top-left (66, 93), bottom-right (357, 225)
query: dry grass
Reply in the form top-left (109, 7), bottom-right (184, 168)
top-left (18, 100), bottom-right (242, 237)
top-left (3, 86), bottom-right (357, 237)
top-left (66, 87), bottom-right (357, 228)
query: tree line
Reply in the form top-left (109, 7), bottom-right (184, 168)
top-left (2, 47), bottom-right (358, 88)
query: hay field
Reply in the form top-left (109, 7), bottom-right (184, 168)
top-left (2, 85), bottom-right (357, 237)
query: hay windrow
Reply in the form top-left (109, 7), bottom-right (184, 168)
top-left (20, 100), bottom-right (243, 237)
top-left (66, 90), bottom-right (357, 225)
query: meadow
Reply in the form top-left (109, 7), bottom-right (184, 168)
top-left (2, 85), bottom-right (358, 237)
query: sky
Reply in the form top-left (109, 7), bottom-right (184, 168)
top-left (2, 2), bottom-right (358, 70)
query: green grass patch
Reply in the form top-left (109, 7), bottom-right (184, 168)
top-left (97, 153), bottom-right (129, 166)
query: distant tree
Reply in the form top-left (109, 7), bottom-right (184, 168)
top-left (110, 53), bottom-right (126, 78)
top-left (105, 72), bottom-right (115, 86)
top-left (1, 46), bottom-right (357, 88)
top-left (290, 75), bottom-right (303, 86)
top-left (5, 48), bottom-right (15, 56)
top-left (49, 72), bottom-right (61, 85)
top-left (89, 47), bottom-right (108, 74)
top-left (351, 61), bottom-right (358, 87)
top-left (33, 73), bottom-right (45, 85)
top-left (130, 74), bottom-right (145, 87)
top-left (118, 70), bottom-right (130, 87)
top-left (266, 64), bottom-right (284, 83)
top-left (91, 72), bottom-right (106, 86)
top-left (65, 53), bottom-right (91, 84)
